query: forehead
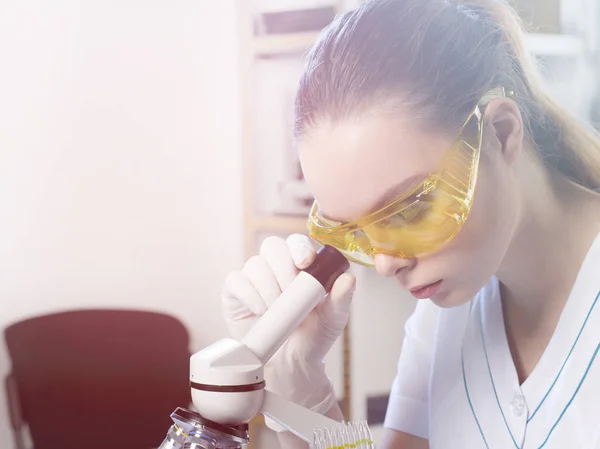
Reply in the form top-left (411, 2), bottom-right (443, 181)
top-left (299, 116), bottom-right (452, 222)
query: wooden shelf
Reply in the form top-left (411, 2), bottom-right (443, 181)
top-left (252, 31), bottom-right (584, 58)
top-left (250, 214), bottom-right (309, 233)
top-left (237, 2), bottom-right (353, 436)
top-left (252, 31), bottom-right (320, 56)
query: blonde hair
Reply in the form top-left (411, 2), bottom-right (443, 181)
top-left (294, 0), bottom-right (600, 189)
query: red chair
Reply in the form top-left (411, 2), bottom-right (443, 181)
top-left (5, 309), bottom-right (192, 449)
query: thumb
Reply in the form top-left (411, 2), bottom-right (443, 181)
top-left (316, 272), bottom-right (356, 334)
top-left (286, 233), bottom-right (317, 270)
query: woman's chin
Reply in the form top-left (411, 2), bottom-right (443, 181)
top-left (429, 287), bottom-right (471, 309)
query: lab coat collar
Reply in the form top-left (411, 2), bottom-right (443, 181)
top-left (462, 230), bottom-right (600, 448)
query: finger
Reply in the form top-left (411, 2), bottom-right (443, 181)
top-left (317, 272), bottom-right (356, 333)
top-left (222, 270), bottom-right (267, 317)
top-left (243, 255), bottom-right (282, 307)
top-left (329, 272), bottom-right (356, 306)
top-left (286, 233), bottom-right (317, 270)
top-left (260, 236), bottom-right (298, 303)
top-left (220, 298), bottom-right (259, 341)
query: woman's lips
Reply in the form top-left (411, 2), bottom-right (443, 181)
top-left (409, 280), bottom-right (443, 299)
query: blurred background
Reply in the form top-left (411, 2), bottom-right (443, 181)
top-left (1, 1), bottom-right (599, 448)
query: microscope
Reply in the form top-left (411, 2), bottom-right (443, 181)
top-left (157, 246), bottom-right (374, 449)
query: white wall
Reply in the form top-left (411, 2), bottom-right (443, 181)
top-left (0, 2), bottom-right (420, 447)
top-left (0, 1), bottom-right (243, 447)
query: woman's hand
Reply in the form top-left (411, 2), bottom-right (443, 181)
top-left (221, 233), bottom-right (356, 416)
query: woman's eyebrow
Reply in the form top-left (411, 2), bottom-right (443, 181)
top-left (317, 173), bottom-right (428, 222)
top-left (369, 173), bottom-right (428, 213)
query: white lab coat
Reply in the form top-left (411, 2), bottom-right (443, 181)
top-left (384, 231), bottom-right (600, 448)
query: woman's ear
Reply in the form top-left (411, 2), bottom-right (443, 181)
top-left (484, 98), bottom-right (524, 165)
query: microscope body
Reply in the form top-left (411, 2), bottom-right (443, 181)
top-left (190, 338), bottom-right (265, 425)
top-left (158, 339), bottom-right (263, 449)
top-left (157, 246), bottom-right (354, 449)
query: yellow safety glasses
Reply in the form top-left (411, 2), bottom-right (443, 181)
top-left (307, 87), bottom-right (514, 267)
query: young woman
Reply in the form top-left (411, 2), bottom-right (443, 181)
top-left (221, 0), bottom-right (600, 447)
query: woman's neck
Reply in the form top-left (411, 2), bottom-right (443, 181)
top-left (497, 163), bottom-right (600, 336)
top-left (494, 162), bottom-right (600, 383)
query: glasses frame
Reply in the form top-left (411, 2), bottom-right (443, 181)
top-left (307, 87), bottom-right (514, 266)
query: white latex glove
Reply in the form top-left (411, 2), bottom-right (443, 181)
top-left (221, 234), bottom-right (356, 426)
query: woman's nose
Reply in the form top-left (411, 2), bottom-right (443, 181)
top-left (374, 253), bottom-right (417, 277)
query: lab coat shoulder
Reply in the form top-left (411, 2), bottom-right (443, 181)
top-left (383, 298), bottom-right (442, 439)
top-left (383, 280), bottom-right (492, 440)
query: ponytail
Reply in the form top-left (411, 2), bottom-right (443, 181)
top-left (467, 0), bottom-right (600, 189)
